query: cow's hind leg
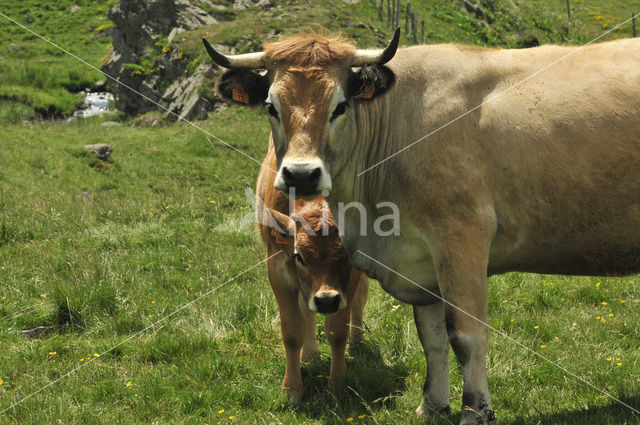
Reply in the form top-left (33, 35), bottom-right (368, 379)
top-left (324, 306), bottom-right (351, 392)
top-left (413, 302), bottom-right (451, 416)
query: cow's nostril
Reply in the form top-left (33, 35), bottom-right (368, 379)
top-left (309, 167), bottom-right (321, 184)
top-left (282, 167), bottom-right (293, 184)
top-left (314, 294), bottom-right (341, 314)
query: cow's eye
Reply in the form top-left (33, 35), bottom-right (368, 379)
top-left (264, 102), bottom-right (279, 120)
top-left (330, 101), bottom-right (348, 122)
top-left (293, 253), bottom-right (305, 265)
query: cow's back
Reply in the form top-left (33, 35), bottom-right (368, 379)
top-left (343, 38), bottom-right (640, 279)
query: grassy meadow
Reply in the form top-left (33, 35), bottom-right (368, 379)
top-left (2, 0), bottom-right (640, 424)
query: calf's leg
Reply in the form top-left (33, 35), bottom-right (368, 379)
top-left (299, 292), bottom-right (321, 362)
top-left (267, 257), bottom-right (305, 404)
top-left (324, 306), bottom-right (351, 391)
top-left (349, 270), bottom-right (369, 347)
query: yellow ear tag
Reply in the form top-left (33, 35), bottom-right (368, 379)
top-left (232, 87), bottom-right (250, 104)
top-left (361, 85), bottom-right (375, 99)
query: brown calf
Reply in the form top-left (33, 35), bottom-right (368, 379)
top-left (255, 139), bottom-right (369, 404)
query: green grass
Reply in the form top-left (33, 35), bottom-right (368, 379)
top-left (2, 0), bottom-right (640, 424)
top-left (1, 108), bottom-right (639, 425)
top-left (0, 0), bottom-right (117, 120)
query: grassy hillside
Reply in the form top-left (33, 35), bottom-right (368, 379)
top-left (2, 0), bottom-right (639, 123)
top-left (2, 0), bottom-right (640, 424)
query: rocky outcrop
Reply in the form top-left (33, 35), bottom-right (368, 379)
top-left (101, 0), bottom-right (222, 120)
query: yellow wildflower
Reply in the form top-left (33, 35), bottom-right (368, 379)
top-left (358, 415), bottom-right (366, 419)
top-left (600, 318), bottom-right (606, 323)
top-left (94, 353), bottom-right (100, 357)
top-left (540, 345), bottom-right (546, 348)
top-left (596, 316), bottom-right (601, 320)
top-left (304, 362), bottom-right (310, 366)
top-left (601, 301), bottom-right (608, 306)
top-left (0, 380), bottom-right (3, 386)
top-left (510, 319), bottom-right (515, 323)
top-left (218, 409), bottom-right (225, 414)
top-left (80, 358), bottom-right (84, 362)
top-left (347, 418), bottom-right (354, 423)
top-left (616, 357), bottom-right (620, 361)
top-left (621, 300), bottom-right (626, 303)
top-left (126, 381), bottom-right (132, 387)
top-left (534, 325), bottom-right (539, 329)
top-left (1, 296), bottom-right (5, 300)
top-left (49, 351), bottom-right (57, 356)
top-left (617, 362), bottom-right (623, 366)
top-left (606, 357), bottom-right (612, 361)
top-left (608, 313), bottom-right (614, 317)
top-left (317, 374), bottom-right (324, 378)
top-left (228, 416), bottom-right (235, 420)
top-left (596, 282), bottom-right (601, 289)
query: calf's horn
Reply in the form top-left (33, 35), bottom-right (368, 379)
top-left (352, 27), bottom-right (400, 66)
top-left (202, 38), bottom-right (265, 69)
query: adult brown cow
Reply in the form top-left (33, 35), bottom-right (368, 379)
top-left (255, 143), bottom-right (369, 404)
top-left (203, 29), bottom-right (640, 424)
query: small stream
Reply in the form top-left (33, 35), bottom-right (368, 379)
top-left (63, 92), bottom-right (114, 122)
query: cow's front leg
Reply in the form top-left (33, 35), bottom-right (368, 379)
top-left (434, 223), bottom-right (496, 425)
top-left (268, 262), bottom-right (305, 404)
top-left (413, 302), bottom-right (450, 417)
top-left (324, 306), bottom-right (351, 392)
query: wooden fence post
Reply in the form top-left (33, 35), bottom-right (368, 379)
top-left (411, 12), bottom-right (418, 44)
top-left (405, 3), bottom-right (411, 36)
top-left (566, 0), bottom-right (571, 20)
top-left (390, 0), bottom-right (394, 27)
top-left (421, 20), bottom-right (424, 43)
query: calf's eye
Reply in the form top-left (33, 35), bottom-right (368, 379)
top-left (330, 101), bottom-right (348, 122)
top-left (293, 253), bottom-right (305, 265)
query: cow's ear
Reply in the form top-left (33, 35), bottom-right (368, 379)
top-left (348, 64), bottom-right (396, 101)
top-left (215, 69), bottom-right (269, 106)
top-left (266, 208), bottom-right (295, 244)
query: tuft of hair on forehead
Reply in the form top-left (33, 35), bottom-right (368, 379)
top-left (294, 200), bottom-right (338, 234)
top-left (263, 29), bottom-right (356, 67)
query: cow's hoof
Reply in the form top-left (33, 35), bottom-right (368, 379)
top-left (286, 389), bottom-right (303, 405)
top-left (300, 348), bottom-right (321, 363)
top-left (459, 407), bottom-right (495, 425)
top-left (415, 400), bottom-right (450, 417)
top-left (328, 375), bottom-right (345, 394)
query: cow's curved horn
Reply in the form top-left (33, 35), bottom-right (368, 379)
top-left (352, 27), bottom-right (400, 66)
top-left (202, 37), bottom-right (265, 69)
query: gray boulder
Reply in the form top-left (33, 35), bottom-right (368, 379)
top-left (85, 144), bottom-right (113, 161)
top-left (102, 0), bottom-right (220, 118)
